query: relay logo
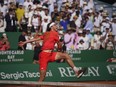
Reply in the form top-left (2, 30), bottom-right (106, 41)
top-left (107, 65), bottom-right (116, 75)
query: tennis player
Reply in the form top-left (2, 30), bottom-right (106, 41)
top-left (19, 22), bottom-right (86, 82)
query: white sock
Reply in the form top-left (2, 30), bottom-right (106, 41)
top-left (73, 66), bottom-right (79, 72)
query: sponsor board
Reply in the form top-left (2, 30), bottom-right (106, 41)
top-left (0, 50), bottom-right (33, 64)
top-left (0, 50), bottom-right (115, 64)
top-left (0, 63), bottom-right (116, 81)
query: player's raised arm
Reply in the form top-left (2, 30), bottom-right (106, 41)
top-left (18, 37), bottom-right (41, 47)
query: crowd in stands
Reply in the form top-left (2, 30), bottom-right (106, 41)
top-left (0, 0), bottom-right (116, 51)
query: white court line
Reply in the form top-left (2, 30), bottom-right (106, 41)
top-left (0, 80), bottom-right (116, 87)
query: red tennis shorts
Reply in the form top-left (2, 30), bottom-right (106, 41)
top-left (39, 51), bottom-right (57, 70)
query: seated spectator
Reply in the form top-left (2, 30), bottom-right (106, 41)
top-left (101, 17), bottom-right (111, 32)
top-left (111, 17), bottom-right (116, 50)
top-left (84, 17), bottom-right (94, 32)
top-left (18, 14), bottom-right (28, 32)
top-left (8, 2), bottom-right (16, 10)
top-left (101, 27), bottom-right (111, 48)
top-left (0, 3), bottom-right (8, 17)
top-left (18, 30), bottom-right (27, 50)
top-left (76, 39), bottom-right (86, 50)
top-left (60, 16), bottom-right (69, 32)
top-left (31, 13), bottom-right (42, 32)
top-left (51, 5), bottom-right (59, 22)
top-left (33, 41), bottom-right (42, 64)
top-left (0, 12), bottom-right (6, 32)
top-left (91, 30), bottom-right (102, 50)
top-left (23, 0), bottom-right (33, 12)
top-left (105, 32), bottom-right (114, 50)
top-left (78, 30), bottom-right (90, 50)
top-left (0, 33), bottom-right (10, 51)
top-left (25, 31), bottom-right (34, 50)
top-left (64, 27), bottom-right (75, 51)
top-left (42, 6), bottom-right (51, 23)
top-left (86, 30), bottom-right (93, 43)
top-left (94, 12), bottom-right (101, 32)
top-left (69, 15), bottom-right (77, 29)
top-left (41, 16), bottom-right (49, 33)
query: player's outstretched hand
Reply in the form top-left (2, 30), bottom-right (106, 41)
top-left (18, 41), bottom-right (25, 47)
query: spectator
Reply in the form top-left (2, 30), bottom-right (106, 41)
top-left (33, 41), bottom-right (42, 64)
top-left (82, 1), bottom-right (88, 15)
top-left (76, 39), bottom-right (86, 50)
top-left (91, 30), bottom-right (102, 50)
top-left (0, 3), bottom-right (8, 17)
top-left (36, 5), bottom-right (45, 19)
top-left (78, 30), bottom-right (90, 50)
top-left (25, 31), bottom-right (35, 50)
top-left (8, 2), bottom-right (16, 10)
top-left (101, 27), bottom-right (111, 43)
top-left (101, 17), bottom-right (111, 32)
top-left (111, 17), bottom-right (116, 38)
top-left (18, 14), bottom-right (28, 32)
top-left (60, 16), bottom-right (69, 32)
top-left (70, 6), bottom-right (78, 21)
top-left (33, 0), bottom-right (40, 9)
top-left (31, 13), bottom-right (41, 32)
top-left (15, 3), bottom-right (25, 22)
top-left (42, 6), bottom-right (51, 23)
top-left (84, 17), bottom-right (94, 32)
top-left (0, 12), bottom-right (6, 32)
top-left (0, 33), bottom-right (10, 51)
top-left (0, 0), bottom-right (115, 51)
top-left (69, 15), bottom-right (77, 29)
top-left (26, 4), bottom-right (34, 29)
top-left (41, 16), bottom-right (49, 33)
top-left (105, 32), bottom-right (114, 50)
top-left (18, 30), bottom-right (27, 50)
top-left (57, 0), bottom-right (63, 11)
top-left (64, 27), bottom-right (75, 50)
top-left (48, 0), bottom-right (56, 15)
top-left (88, 9), bottom-right (94, 23)
top-left (87, 0), bottom-right (94, 10)
top-left (23, 0), bottom-right (33, 12)
top-left (51, 5), bottom-right (59, 22)
top-left (74, 14), bottom-right (82, 29)
top-left (94, 12), bottom-right (101, 32)
top-left (5, 8), bottom-right (18, 32)
top-left (86, 30), bottom-right (93, 41)
top-left (73, 29), bottom-right (80, 50)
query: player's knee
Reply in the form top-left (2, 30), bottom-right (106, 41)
top-left (59, 53), bottom-right (65, 58)
top-left (62, 53), bottom-right (69, 59)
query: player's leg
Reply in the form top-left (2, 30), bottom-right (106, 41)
top-left (38, 52), bottom-right (48, 82)
top-left (55, 52), bottom-right (86, 78)
top-left (38, 69), bottom-right (47, 82)
top-left (55, 52), bottom-right (75, 68)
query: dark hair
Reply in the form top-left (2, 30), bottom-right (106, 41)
top-left (9, 8), bottom-right (13, 12)
top-left (46, 22), bottom-right (52, 31)
top-left (33, 0), bottom-right (40, 4)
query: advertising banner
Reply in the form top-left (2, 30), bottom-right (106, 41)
top-left (0, 50), bottom-right (114, 64)
top-left (0, 63), bottom-right (116, 81)
top-left (0, 50), bottom-right (34, 64)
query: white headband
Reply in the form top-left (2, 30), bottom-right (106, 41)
top-left (49, 22), bottom-right (55, 28)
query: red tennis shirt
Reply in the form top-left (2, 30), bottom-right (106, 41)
top-left (40, 31), bottom-right (59, 50)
